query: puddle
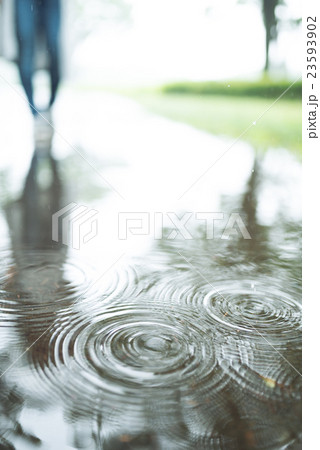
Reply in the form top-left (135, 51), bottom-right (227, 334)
top-left (0, 93), bottom-right (301, 449)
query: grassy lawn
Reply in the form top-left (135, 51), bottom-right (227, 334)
top-left (125, 90), bottom-right (301, 155)
top-left (162, 79), bottom-right (302, 100)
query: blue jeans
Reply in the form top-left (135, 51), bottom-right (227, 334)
top-left (15, 0), bottom-right (61, 114)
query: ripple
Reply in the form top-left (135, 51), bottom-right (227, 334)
top-left (184, 378), bottom-right (301, 449)
top-left (95, 262), bottom-right (143, 304)
top-left (201, 280), bottom-right (301, 338)
top-left (0, 253), bottom-right (95, 342)
top-left (0, 249), bottom-right (144, 329)
top-left (32, 300), bottom-right (229, 417)
top-left (139, 272), bottom-right (302, 399)
top-left (0, 247), bottom-right (302, 443)
top-left (0, 249), bottom-right (90, 306)
top-left (143, 273), bottom-right (301, 341)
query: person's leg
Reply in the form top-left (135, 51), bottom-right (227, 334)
top-left (43, 0), bottom-right (61, 108)
top-left (14, 0), bottom-right (37, 115)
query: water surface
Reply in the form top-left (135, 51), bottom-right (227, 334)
top-left (0, 92), bottom-right (301, 449)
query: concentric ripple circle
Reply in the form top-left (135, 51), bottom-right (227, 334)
top-left (0, 249), bottom-right (91, 307)
top-left (139, 273), bottom-right (302, 399)
top-left (0, 249), bottom-right (144, 328)
top-left (201, 281), bottom-right (301, 339)
top-left (144, 273), bottom-right (301, 342)
top-left (33, 301), bottom-right (228, 414)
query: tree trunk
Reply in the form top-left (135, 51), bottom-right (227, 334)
top-left (265, 26), bottom-right (270, 72)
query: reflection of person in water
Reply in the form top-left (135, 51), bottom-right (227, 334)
top-left (14, 0), bottom-right (61, 118)
top-left (1, 147), bottom-right (66, 448)
top-left (4, 148), bottom-right (68, 324)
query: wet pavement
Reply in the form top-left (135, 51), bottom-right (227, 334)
top-left (0, 88), bottom-right (301, 449)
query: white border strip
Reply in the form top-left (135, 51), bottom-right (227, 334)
top-left (303, 0), bottom-right (320, 448)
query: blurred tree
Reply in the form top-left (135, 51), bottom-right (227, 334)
top-left (205, 0), bottom-right (301, 75)
top-left (255, 0), bottom-right (301, 73)
top-left (262, 0), bottom-right (280, 72)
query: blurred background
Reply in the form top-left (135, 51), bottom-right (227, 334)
top-left (0, 0), bottom-right (302, 162)
top-left (60, 0), bottom-right (302, 84)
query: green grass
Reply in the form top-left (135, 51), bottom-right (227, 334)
top-left (125, 90), bottom-right (301, 154)
top-left (162, 79), bottom-right (302, 100)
